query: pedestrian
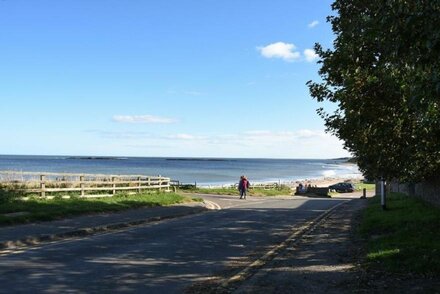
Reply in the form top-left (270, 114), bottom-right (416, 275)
top-left (238, 175), bottom-right (250, 199)
top-left (297, 183), bottom-right (304, 194)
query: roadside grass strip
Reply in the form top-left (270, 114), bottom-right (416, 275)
top-left (0, 192), bottom-right (200, 226)
top-left (355, 182), bottom-right (375, 191)
top-left (182, 186), bottom-right (292, 197)
top-left (359, 192), bottom-right (440, 275)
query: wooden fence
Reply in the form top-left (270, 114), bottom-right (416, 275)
top-left (250, 183), bottom-right (281, 190)
top-left (170, 180), bottom-right (197, 189)
top-left (0, 171), bottom-right (171, 198)
top-left (169, 180), bottom-right (283, 190)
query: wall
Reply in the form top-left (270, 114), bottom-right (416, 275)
top-left (388, 176), bottom-right (440, 206)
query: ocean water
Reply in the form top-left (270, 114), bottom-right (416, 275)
top-left (0, 155), bottom-right (362, 186)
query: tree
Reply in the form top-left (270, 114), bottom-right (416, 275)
top-left (308, 0), bottom-right (440, 182)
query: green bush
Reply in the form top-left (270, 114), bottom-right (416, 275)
top-left (0, 184), bottom-right (26, 203)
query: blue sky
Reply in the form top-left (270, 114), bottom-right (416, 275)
top-left (0, 0), bottom-right (348, 159)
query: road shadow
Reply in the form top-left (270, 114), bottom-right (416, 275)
top-left (0, 198), bottom-right (354, 293)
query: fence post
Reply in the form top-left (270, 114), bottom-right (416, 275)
top-left (112, 176), bottom-right (116, 195)
top-left (159, 177), bottom-right (162, 191)
top-left (361, 188), bottom-right (366, 199)
top-left (166, 178), bottom-right (171, 192)
top-left (80, 175), bottom-right (85, 197)
top-left (40, 175), bottom-right (46, 198)
top-left (381, 180), bottom-right (387, 210)
top-left (138, 177), bottom-right (141, 193)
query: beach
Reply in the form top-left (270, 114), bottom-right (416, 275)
top-left (203, 175), bottom-right (364, 189)
top-left (0, 155), bottom-right (363, 187)
top-left (292, 176), bottom-right (364, 188)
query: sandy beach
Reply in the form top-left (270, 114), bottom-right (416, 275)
top-left (210, 175), bottom-right (365, 189)
top-left (292, 175), bottom-right (364, 188)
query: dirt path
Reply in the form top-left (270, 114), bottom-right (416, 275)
top-left (231, 199), bottom-right (364, 294)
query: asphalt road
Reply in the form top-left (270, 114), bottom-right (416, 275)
top-left (0, 195), bottom-right (348, 293)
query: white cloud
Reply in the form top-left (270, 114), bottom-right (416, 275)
top-left (295, 129), bottom-right (327, 138)
top-left (257, 42), bottom-right (319, 63)
top-left (93, 129), bottom-right (329, 144)
top-left (205, 130), bottom-right (346, 158)
top-left (303, 49), bottom-right (319, 62)
top-left (112, 115), bottom-right (177, 124)
top-left (165, 134), bottom-right (200, 140)
top-left (257, 42), bottom-right (301, 62)
top-left (88, 128), bottom-right (348, 158)
top-left (242, 130), bottom-right (329, 142)
top-left (308, 20), bottom-right (319, 28)
top-left (183, 90), bottom-right (204, 96)
top-left (85, 130), bottom-right (154, 139)
top-left (244, 130), bottom-right (272, 136)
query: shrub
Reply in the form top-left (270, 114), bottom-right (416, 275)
top-left (0, 183), bottom-right (26, 203)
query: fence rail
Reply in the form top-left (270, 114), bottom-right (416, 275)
top-left (249, 183), bottom-right (281, 190)
top-left (0, 171), bottom-right (171, 198)
top-left (170, 180), bottom-right (197, 189)
top-left (169, 180), bottom-right (283, 190)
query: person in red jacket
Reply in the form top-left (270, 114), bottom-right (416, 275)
top-left (238, 175), bottom-right (250, 199)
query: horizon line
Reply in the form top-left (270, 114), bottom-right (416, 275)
top-left (0, 153), bottom-right (352, 161)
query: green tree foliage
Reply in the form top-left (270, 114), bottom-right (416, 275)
top-left (308, 0), bottom-right (440, 181)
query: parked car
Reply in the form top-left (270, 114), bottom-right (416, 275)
top-left (328, 182), bottom-right (355, 193)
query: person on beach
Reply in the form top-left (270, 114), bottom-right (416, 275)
top-left (296, 183), bottom-right (303, 194)
top-left (238, 175), bottom-right (250, 199)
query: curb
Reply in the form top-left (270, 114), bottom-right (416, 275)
top-left (218, 200), bottom-right (350, 291)
top-left (0, 206), bottom-right (208, 251)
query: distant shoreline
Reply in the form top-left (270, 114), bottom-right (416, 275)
top-left (196, 174), bottom-right (364, 188)
top-left (1, 154), bottom-right (354, 161)
top-left (0, 168), bottom-right (364, 188)
top-left (66, 157), bottom-right (127, 160)
top-left (165, 158), bottom-right (235, 162)
top-left (0, 155), bottom-right (362, 186)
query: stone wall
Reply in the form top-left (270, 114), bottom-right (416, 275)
top-left (388, 176), bottom-right (440, 206)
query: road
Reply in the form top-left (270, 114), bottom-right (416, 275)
top-left (0, 195), bottom-right (349, 293)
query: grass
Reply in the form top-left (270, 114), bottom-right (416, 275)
top-left (355, 182), bottom-right (375, 191)
top-left (328, 182), bottom-right (375, 197)
top-left (0, 192), bottom-right (201, 226)
top-left (358, 192), bottom-right (440, 275)
top-left (181, 186), bottom-right (292, 197)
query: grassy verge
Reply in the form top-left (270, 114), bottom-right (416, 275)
top-left (359, 192), bottom-right (440, 275)
top-left (0, 192), bottom-right (201, 226)
top-left (328, 182), bottom-right (375, 197)
top-left (180, 186), bottom-right (292, 196)
top-left (355, 182), bottom-right (375, 191)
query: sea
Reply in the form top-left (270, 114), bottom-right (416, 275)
top-left (0, 155), bottom-right (362, 186)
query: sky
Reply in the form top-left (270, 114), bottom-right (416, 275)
top-left (0, 0), bottom-right (349, 159)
